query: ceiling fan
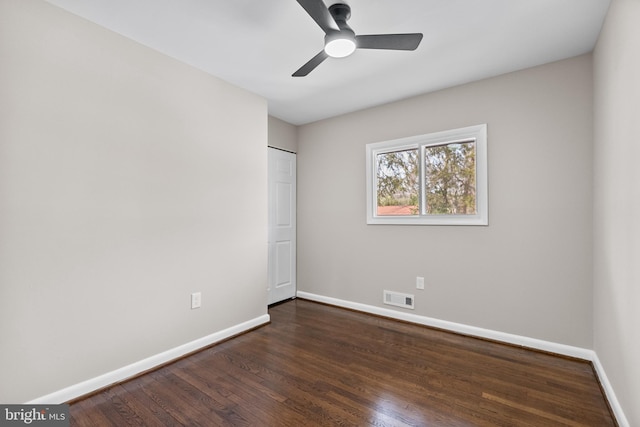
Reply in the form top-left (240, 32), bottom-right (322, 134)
top-left (293, 0), bottom-right (423, 77)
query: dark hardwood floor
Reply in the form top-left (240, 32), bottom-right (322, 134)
top-left (70, 299), bottom-right (616, 426)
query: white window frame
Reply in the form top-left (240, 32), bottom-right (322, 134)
top-left (366, 124), bottom-right (488, 226)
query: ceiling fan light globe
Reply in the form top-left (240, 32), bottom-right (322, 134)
top-left (324, 38), bottom-right (356, 58)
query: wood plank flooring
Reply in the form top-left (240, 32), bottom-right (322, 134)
top-left (70, 299), bottom-right (616, 426)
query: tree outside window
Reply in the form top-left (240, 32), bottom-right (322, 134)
top-left (424, 142), bottom-right (476, 215)
top-left (376, 149), bottom-right (419, 216)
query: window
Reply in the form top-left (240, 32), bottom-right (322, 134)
top-left (366, 124), bottom-right (488, 225)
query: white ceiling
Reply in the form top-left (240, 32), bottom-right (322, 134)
top-left (44, 0), bottom-right (610, 125)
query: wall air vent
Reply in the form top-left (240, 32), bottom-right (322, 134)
top-left (383, 290), bottom-right (415, 310)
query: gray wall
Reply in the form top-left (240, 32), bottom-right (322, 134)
top-left (268, 116), bottom-right (298, 153)
top-left (0, 0), bottom-right (268, 403)
top-left (297, 54), bottom-right (594, 348)
top-left (594, 0), bottom-right (640, 424)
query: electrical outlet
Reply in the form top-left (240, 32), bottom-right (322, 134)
top-left (191, 292), bottom-right (202, 309)
top-left (416, 276), bottom-right (425, 290)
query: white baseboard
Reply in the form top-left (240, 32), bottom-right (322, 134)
top-left (297, 291), bottom-right (629, 426)
top-left (27, 314), bottom-right (270, 405)
top-left (297, 291), bottom-right (591, 358)
top-left (591, 352), bottom-right (630, 427)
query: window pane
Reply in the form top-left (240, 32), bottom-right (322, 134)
top-left (376, 149), bottom-right (419, 216)
top-left (424, 141), bottom-right (476, 215)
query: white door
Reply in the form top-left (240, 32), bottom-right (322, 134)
top-left (268, 148), bottom-right (296, 304)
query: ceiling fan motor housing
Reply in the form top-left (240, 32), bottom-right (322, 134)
top-left (324, 3), bottom-right (356, 57)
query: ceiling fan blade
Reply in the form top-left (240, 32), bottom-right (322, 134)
top-left (292, 50), bottom-right (329, 77)
top-left (296, 0), bottom-right (339, 34)
top-left (356, 33), bottom-right (424, 50)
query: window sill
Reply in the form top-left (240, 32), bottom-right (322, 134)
top-left (367, 214), bottom-right (488, 226)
